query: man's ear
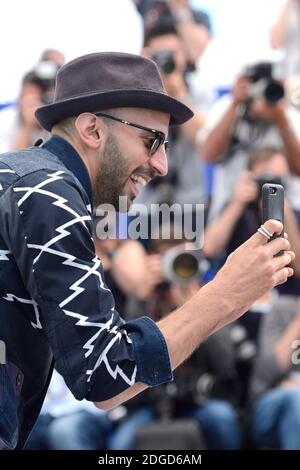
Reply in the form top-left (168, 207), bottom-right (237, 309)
top-left (74, 113), bottom-right (104, 149)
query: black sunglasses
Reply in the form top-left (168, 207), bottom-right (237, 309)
top-left (94, 112), bottom-right (168, 156)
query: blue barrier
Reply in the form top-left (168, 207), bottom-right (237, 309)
top-left (0, 102), bottom-right (16, 111)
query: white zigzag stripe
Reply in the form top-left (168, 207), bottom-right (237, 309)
top-left (63, 309), bottom-right (115, 357)
top-left (16, 170), bottom-right (104, 305)
top-left (0, 168), bottom-right (15, 190)
top-left (86, 333), bottom-right (137, 386)
top-left (59, 256), bottom-right (106, 308)
top-left (0, 250), bottom-right (11, 261)
top-left (27, 247), bottom-right (109, 300)
top-left (64, 309), bottom-right (135, 385)
top-left (14, 170), bottom-right (90, 223)
top-left (3, 293), bottom-right (42, 329)
top-left (14, 172), bottom-right (90, 230)
top-left (15, 170), bottom-right (136, 387)
top-left (14, 171), bottom-right (88, 227)
top-left (15, 171), bottom-right (92, 267)
top-left (102, 357), bottom-right (137, 386)
top-left (31, 214), bottom-right (91, 265)
top-left (14, 170), bottom-right (64, 206)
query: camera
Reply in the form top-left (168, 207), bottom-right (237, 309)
top-left (151, 50), bottom-right (176, 75)
top-left (162, 246), bottom-right (209, 285)
top-left (254, 172), bottom-right (284, 192)
top-left (28, 60), bottom-right (59, 104)
top-left (245, 62), bottom-right (284, 104)
top-left (32, 60), bottom-right (58, 89)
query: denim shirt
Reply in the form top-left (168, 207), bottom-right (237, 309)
top-left (0, 136), bottom-right (172, 449)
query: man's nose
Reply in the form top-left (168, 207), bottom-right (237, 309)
top-left (150, 148), bottom-right (168, 176)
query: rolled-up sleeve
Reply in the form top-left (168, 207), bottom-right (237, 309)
top-left (5, 169), bottom-right (173, 402)
top-left (125, 317), bottom-right (172, 385)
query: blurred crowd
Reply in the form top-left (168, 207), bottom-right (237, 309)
top-left (1, 0), bottom-right (300, 451)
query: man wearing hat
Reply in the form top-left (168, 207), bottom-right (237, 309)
top-left (0, 52), bottom-right (294, 449)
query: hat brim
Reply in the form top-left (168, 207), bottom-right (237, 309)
top-left (35, 89), bottom-right (194, 131)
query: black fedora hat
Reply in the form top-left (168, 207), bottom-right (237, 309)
top-left (35, 51), bottom-right (193, 131)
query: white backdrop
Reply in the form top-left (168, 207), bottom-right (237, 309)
top-left (0, 0), bottom-right (143, 102)
top-left (0, 0), bottom-right (288, 102)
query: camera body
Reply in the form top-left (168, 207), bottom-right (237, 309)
top-left (254, 172), bottom-right (284, 193)
top-left (245, 62), bottom-right (284, 104)
top-left (151, 50), bottom-right (176, 75)
top-left (29, 60), bottom-right (59, 104)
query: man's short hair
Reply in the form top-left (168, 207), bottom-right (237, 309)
top-left (144, 18), bottom-right (178, 47)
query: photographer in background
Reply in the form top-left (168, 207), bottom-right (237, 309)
top-left (203, 146), bottom-right (300, 408)
top-left (137, 0), bottom-right (214, 111)
top-left (203, 147), bottom-right (300, 285)
top-left (198, 61), bottom-right (300, 221)
top-left (108, 223), bottom-right (241, 450)
top-left (140, 0), bottom-right (212, 71)
top-left (8, 49), bottom-right (64, 151)
top-left (132, 17), bottom-right (207, 218)
top-left (143, 17), bottom-right (206, 146)
top-left (249, 295), bottom-right (300, 449)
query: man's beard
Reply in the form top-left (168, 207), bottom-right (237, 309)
top-left (93, 133), bottom-right (131, 211)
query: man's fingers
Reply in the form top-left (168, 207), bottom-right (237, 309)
top-left (273, 266), bottom-right (294, 286)
top-left (285, 250), bottom-right (296, 263)
top-left (272, 252), bottom-right (294, 285)
top-left (266, 236), bottom-right (290, 257)
top-left (272, 252), bottom-right (293, 271)
top-left (251, 219), bottom-right (284, 246)
top-left (277, 267), bottom-right (294, 285)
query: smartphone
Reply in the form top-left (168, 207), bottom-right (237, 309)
top-left (262, 183), bottom-right (284, 255)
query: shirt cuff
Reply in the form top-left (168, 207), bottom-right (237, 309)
top-left (125, 316), bottom-right (173, 387)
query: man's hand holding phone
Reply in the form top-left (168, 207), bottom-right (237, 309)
top-left (208, 218), bottom-right (294, 331)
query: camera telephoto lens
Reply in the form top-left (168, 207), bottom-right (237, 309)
top-left (172, 252), bottom-right (198, 280)
top-left (151, 50), bottom-right (176, 75)
top-left (264, 81), bottom-right (285, 104)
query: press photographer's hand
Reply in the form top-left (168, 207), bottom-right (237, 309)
top-left (136, 254), bottom-right (164, 300)
top-left (232, 76), bottom-right (252, 104)
top-left (233, 171), bottom-right (259, 205)
top-left (250, 97), bottom-right (286, 123)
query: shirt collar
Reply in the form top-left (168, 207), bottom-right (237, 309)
top-left (43, 135), bottom-right (93, 207)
